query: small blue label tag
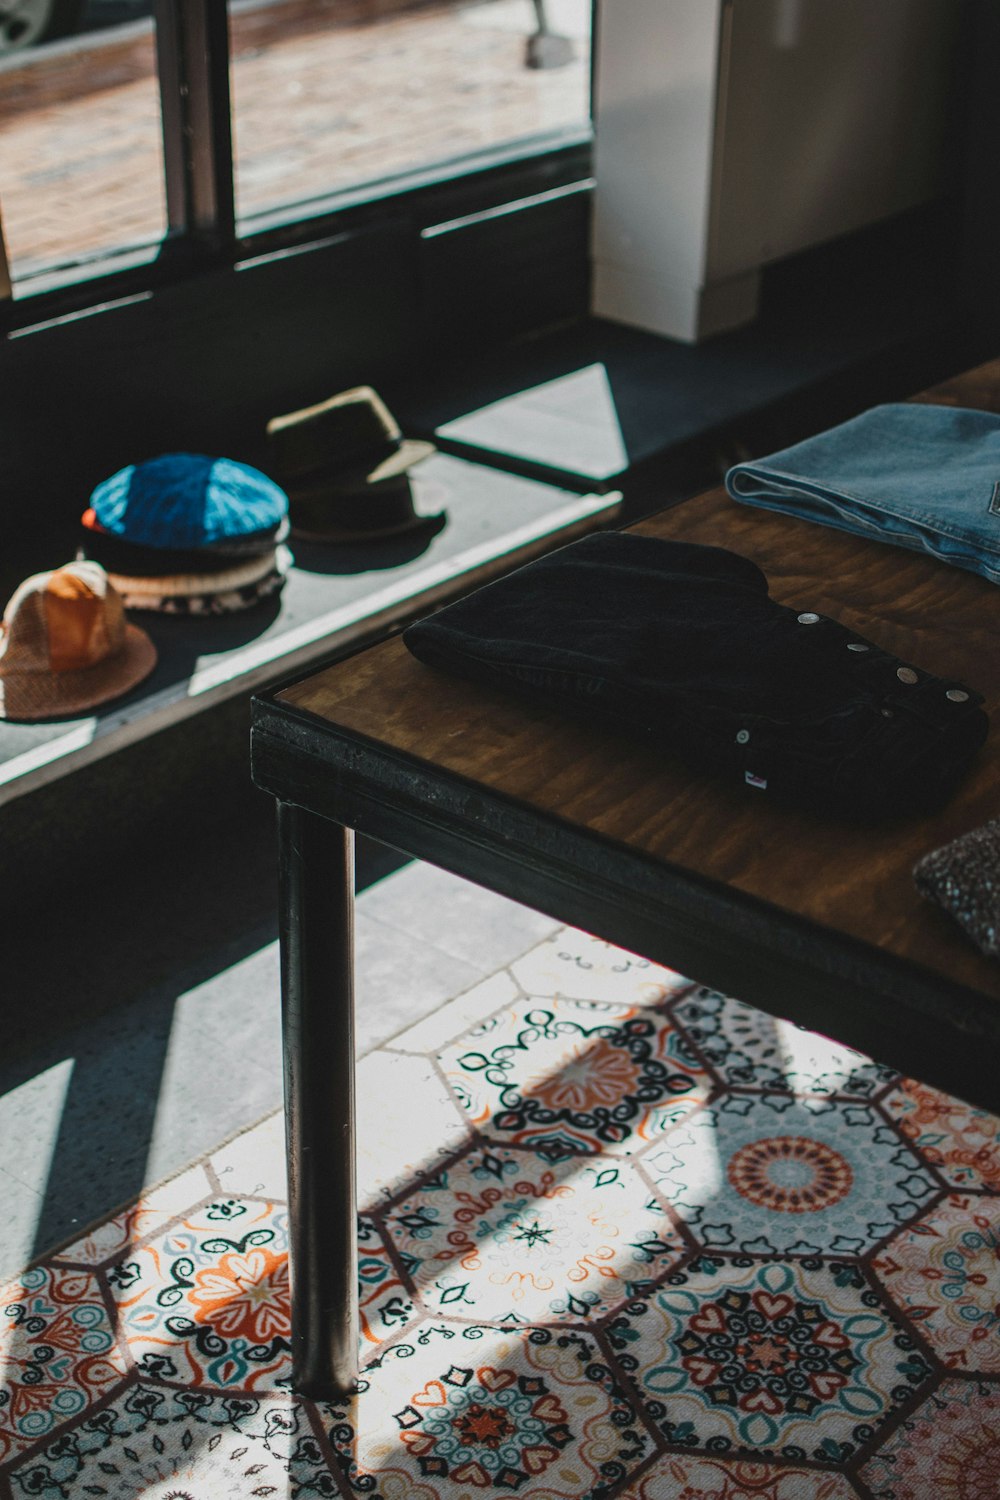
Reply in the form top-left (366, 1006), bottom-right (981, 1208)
top-left (745, 771), bottom-right (768, 790)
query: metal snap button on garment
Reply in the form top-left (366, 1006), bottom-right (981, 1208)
top-left (736, 729), bottom-right (750, 744)
top-left (896, 667), bottom-right (918, 684)
top-left (946, 689), bottom-right (970, 703)
top-left (847, 642), bottom-right (869, 652)
top-left (797, 612), bottom-right (820, 624)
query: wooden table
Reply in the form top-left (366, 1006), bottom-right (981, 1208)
top-left (251, 357), bottom-right (1000, 1400)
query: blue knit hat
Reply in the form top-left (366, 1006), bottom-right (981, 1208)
top-left (89, 453), bottom-right (288, 551)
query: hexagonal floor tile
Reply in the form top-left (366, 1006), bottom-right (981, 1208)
top-left (859, 1377), bottom-right (1000, 1498)
top-left (883, 1076), bottom-right (1000, 1192)
top-left (54, 1163), bottom-right (216, 1270)
top-left (107, 1198), bottom-right (416, 1390)
top-left (674, 987), bottom-right (897, 1098)
top-left (616, 1451), bottom-right (855, 1499)
top-left (510, 927), bottom-right (691, 1008)
top-left (0, 1263), bottom-right (128, 1464)
top-left (317, 1321), bottom-right (652, 1496)
top-left (871, 1193), bottom-right (1000, 1371)
top-left (440, 994), bottom-right (712, 1159)
top-left (7, 1381), bottom-right (329, 1498)
top-left (605, 1255), bottom-right (933, 1463)
top-left (359, 1216), bottom-right (418, 1355)
top-left (209, 1112), bottom-right (288, 1201)
top-left (642, 1092), bottom-right (937, 1257)
top-left (107, 1197), bottom-right (292, 1392)
top-left (384, 1142), bottom-right (686, 1324)
top-left (356, 1049), bottom-right (472, 1208)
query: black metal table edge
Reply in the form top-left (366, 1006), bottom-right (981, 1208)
top-left (252, 694), bottom-right (1000, 1097)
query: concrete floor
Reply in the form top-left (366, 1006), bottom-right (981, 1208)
top-left (0, 811), bottom-right (559, 1285)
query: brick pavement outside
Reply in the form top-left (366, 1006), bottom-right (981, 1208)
top-left (0, 0), bottom-right (589, 281)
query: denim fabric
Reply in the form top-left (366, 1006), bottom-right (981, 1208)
top-left (403, 532), bottom-right (988, 820)
top-left (726, 403), bottom-right (1000, 584)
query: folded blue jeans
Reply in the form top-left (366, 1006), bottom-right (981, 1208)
top-left (726, 403), bottom-right (1000, 584)
top-left (403, 532), bottom-right (988, 821)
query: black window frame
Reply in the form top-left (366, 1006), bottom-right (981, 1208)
top-left (0, 0), bottom-right (594, 333)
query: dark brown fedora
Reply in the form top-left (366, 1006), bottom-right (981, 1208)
top-left (266, 386), bottom-right (441, 542)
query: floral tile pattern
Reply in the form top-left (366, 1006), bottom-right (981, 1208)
top-left (319, 1322), bottom-right (651, 1496)
top-left (859, 1377), bottom-right (1000, 1499)
top-left (108, 1198), bottom-right (292, 1392)
top-left (440, 993), bottom-right (712, 1159)
top-left (7, 1383), bottom-right (324, 1499)
top-left (674, 988), bottom-right (898, 1098)
top-left (2, 924), bottom-right (999, 1498)
top-left (359, 1215), bottom-right (418, 1353)
top-left (616, 1452), bottom-right (856, 1499)
top-left (0, 1265), bottom-right (127, 1463)
top-left (606, 1255), bottom-right (933, 1461)
top-left (642, 1093), bottom-right (937, 1257)
top-left (385, 1143), bottom-right (685, 1324)
top-left (870, 1193), bottom-right (1000, 1370)
top-left (883, 1076), bottom-right (1000, 1192)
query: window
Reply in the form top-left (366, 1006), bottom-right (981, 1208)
top-left (230, 0), bottom-right (591, 229)
top-left (0, 0), bottom-right (593, 311)
top-left (0, 19), bottom-right (167, 287)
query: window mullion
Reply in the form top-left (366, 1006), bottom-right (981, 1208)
top-left (0, 207), bottom-right (11, 330)
top-left (155, 0), bottom-right (236, 256)
top-left (0, 215), bottom-right (11, 303)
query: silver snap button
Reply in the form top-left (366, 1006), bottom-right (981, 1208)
top-left (797, 612), bottom-right (820, 625)
top-left (736, 729), bottom-right (750, 744)
top-left (896, 667), bottom-right (918, 684)
top-left (946, 689), bottom-right (970, 703)
top-left (847, 643), bottom-right (869, 652)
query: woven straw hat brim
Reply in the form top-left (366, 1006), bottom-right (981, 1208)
top-left (0, 624), bottom-right (157, 722)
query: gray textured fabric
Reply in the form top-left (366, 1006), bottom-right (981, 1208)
top-left (913, 818), bottom-right (1000, 956)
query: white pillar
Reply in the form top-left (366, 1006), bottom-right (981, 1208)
top-left (591, 0), bottom-right (958, 344)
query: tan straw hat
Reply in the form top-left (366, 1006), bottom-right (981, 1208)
top-left (0, 560), bottom-right (157, 721)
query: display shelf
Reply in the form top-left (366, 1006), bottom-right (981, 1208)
top-left (0, 453), bottom-right (620, 807)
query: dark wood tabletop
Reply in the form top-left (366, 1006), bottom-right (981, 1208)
top-left (258, 357), bottom-right (1000, 1110)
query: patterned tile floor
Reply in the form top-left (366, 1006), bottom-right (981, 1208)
top-left (2, 925), bottom-right (999, 1497)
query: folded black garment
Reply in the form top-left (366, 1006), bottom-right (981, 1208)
top-left (403, 532), bottom-right (989, 819)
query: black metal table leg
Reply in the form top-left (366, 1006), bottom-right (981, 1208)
top-left (277, 800), bottom-right (358, 1400)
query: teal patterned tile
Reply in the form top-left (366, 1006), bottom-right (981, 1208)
top-left (606, 1255), bottom-right (934, 1462)
top-left (642, 1092), bottom-right (937, 1256)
